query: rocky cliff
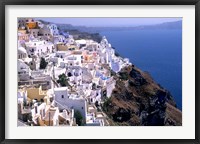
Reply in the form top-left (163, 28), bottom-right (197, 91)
top-left (102, 65), bottom-right (182, 126)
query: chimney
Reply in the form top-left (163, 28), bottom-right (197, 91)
top-left (34, 103), bottom-right (38, 114)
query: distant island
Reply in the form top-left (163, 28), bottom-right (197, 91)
top-left (54, 20), bottom-right (182, 33)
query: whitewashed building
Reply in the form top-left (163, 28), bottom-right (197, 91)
top-left (25, 39), bottom-right (54, 57)
top-left (36, 21), bottom-right (44, 28)
top-left (18, 59), bottom-right (31, 81)
top-left (47, 24), bottom-right (59, 36)
top-left (65, 53), bottom-right (82, 67)
top-left (66, 66), bottom-right (83, 85)
top-left (53, 87), bottom-right (87, 122)
top-left (18, 47), bottom-right (28, 60)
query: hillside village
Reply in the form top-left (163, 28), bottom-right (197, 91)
top-left (17, 18), bottom-right (132, 126)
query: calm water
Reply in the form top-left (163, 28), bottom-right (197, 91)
top-left (100, 29), bottom-right (182, 110)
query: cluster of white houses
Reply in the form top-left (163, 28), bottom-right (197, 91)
top-left (17, 18), bottom-right (131, 126)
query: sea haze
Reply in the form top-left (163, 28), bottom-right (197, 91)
top-left (100, 28), bottom-right (182, 110)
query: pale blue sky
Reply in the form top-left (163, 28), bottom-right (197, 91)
top-left (36, 18), bottom-right (182, 27)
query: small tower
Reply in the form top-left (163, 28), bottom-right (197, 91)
top-left (51, 64), bottom-right (55, 94)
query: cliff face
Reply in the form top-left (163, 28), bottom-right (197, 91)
top-left (102, 65), bottom-right (182, 126)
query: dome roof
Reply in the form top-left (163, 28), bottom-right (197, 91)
top-left (18, 47), bottom-right (27, 54)
top-left (101, 36), bottom-right (108, 44)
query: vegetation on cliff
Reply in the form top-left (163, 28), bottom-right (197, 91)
top-left (102, 65), bottom-right (182, 126)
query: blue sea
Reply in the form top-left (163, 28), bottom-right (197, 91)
top-left (100, 29), bottom-right (182, 110)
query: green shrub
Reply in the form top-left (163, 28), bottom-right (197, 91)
top-left (74, 110), bottom-right (83, 126)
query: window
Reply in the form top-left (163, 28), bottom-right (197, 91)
top-left (82, 107), bottom-right (83, 109)
top-left (68, 72), bottom-right (72, 77)
top-left (61, 95), bottom-right (64, 98)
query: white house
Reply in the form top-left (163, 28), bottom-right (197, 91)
top-left (65, 53), bottom-right (82, 67)
top-left (66, 66), bottom-right (83, 85)
top-left (59, 109), bottom-right (75, 126)
top-left (66, 35), bottom-right (75, 45)
top-left (54, 35), bottom-right (67, 44)
top-left (79, 82), bottom-right (93, 97)
top-left (47, 24), bottom-right (59, 36)
top-left (39, 25), bottom-right (53, 42)
top-left (110, 60), bottom-right (121, 73)
top-left (18, 18), bottom-right (27, 29)
top-left (100, 36), bottom-right (111, 49)
top-left (18, 89), bottom-right (28, 104)
top-left (18, 59), bottom-right (31, 81)
top-left (106, 77), bottom-right (116, 98)
top-left (25, 39), bottom-right (54, 57)
top-left (55, 51), bottom-right (68, 59)
top-left (89, 88), bottom-right (101, 104)
top-left (75, 39), bottom-right (86, 49)
top-left (36, 21), bottom-right (44, 28)
top-left (53, 87), bottom-right (87, 123)
top-left (82, 68), bottom-right (93, 84)
top-left (18, 47), bottom-right (28, 60)
top-left (85, 113), bottom-right (104, 126)
top-left (31, 103), bottom-right (60, 126)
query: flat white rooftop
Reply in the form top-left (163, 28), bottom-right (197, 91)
top-left (54, 87), bottom-right (68, 91)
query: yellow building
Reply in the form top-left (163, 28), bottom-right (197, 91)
top-left (26, 18), bottom-right (38, 29)
top-left (27, 86), bottom-right (47, 100)
top-left (26, 22), bottom-right (37, 29)
top-left (57, 43), bottom-right (78, 51)
top-left (56, 43), bottom-right (68, 51)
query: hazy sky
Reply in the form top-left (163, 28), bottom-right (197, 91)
top-left (36, 18), bottom-right (182, 27)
